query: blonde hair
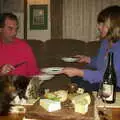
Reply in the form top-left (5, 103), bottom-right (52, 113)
top-left (105, 12), bottom-right (120, 42)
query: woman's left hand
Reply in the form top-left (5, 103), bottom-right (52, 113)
top-left (60, 67), bottom-right (84, 77)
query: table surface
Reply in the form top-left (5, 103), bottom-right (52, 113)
top-left (0, 92), bottom-right (120, 120)
top-left (0, 108), bottom-right (120, 120)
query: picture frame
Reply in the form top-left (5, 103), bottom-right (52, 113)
top-left (30, 5), bottom-right (48, 30)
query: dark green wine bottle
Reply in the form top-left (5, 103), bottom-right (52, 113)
top-left (101, 52), bottom-right (116, 103)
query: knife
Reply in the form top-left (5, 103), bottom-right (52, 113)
top-left (14, 61), bottom-right (27, 68)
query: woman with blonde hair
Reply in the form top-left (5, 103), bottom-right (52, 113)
top-left (59, 5), bottom-right (120, 91)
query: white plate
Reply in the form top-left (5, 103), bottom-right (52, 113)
top-left (41, 67), bottom-right (64, 74)
top-left (61, 57), bottom-right (78, 62)
top-left (32, 74), bottom-right (54, 81)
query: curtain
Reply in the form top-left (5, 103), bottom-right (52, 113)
top-left (63, 0), bottom-right (120, 42)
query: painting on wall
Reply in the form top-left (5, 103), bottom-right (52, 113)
top-left (30, 5), bottom-right (48, 30)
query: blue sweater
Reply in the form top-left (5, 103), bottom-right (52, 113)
top-left (83, 39), bottom-right (120, 88)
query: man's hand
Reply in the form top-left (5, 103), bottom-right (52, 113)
top-left (0, 64), bottom-right (15, 75)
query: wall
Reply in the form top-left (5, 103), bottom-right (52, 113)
top-left (27, 0), bottom-right (51, 41)
top-left (0, 0), bottom-right (24, 39)
top-left (0, 0), bottom-right (51, 41)
top-left (27, 0), bottom-right (120, 42)
top-left (63, 0), bottom-right (120, 42)
top-left (1, 0), bottom-right (120, 42)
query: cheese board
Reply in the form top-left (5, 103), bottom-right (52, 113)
top-left (24, 93), bottom-right (94, 120)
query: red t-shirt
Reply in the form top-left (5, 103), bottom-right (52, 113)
top-left (0, 37), bottom-right (40, 77)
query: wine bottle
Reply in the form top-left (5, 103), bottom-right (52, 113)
top-left (101, 52), bottom-right (116, 103)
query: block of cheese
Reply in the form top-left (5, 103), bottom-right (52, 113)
top-left (74, 99), bottom-right (89, 114)
top-left (71, 93), bottom-right (91, 105)
top-left (71, 93), bottom-right (91, 114)
top-left (10, 106), bottom-right (26, 113)
top-left (23, 117), bottom-right (36, 120)
top-left (40, 99), bottom-right (61, 112)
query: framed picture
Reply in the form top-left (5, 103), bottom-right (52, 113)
top-left (30, 5), bottom-right (48, 30)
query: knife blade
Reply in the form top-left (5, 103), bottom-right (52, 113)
top-left (14, 61), bottom-right (27, 68)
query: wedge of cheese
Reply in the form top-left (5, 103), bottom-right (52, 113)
top-left (54, 90), bottom-right (68, 102)
top-left (71, 93), bottom-right (91, 105)
top-left (40, 99), bottom-right (61, 112)
top-left (71, 93), bottom-right (91, 114)
top-left (44, 90), bottom-right (68, 102)
top-left (74, 99), bottom-right (88, 114)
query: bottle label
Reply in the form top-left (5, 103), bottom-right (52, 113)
top-left (102, 84), bottom-right (113, 101)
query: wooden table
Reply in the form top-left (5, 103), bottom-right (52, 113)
top-left (0, 114), bottom-right (24, 120)
top-left (112, 108), bottom-right (120, 120)
top-left (94, 92), bottom-right (120, 120)
top-left (1, 92), bottom-right (120, 120)
top-left (0, 108), bottom-right (120, 120)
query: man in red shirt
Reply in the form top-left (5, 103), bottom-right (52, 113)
top-left (0, 13), bottom-right (40, 77)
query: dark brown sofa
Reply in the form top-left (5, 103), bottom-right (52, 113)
top-left (27, 39), bottom-right (100, 91)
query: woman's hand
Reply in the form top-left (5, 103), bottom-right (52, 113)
top-left (60, 67), bottom-right (84, 77)
top-left (0, 64), bottom-right (15, 75)
top-left (75, 55), bottom-right (91, 63)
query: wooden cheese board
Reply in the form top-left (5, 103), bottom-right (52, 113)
top-left (24, 94), bottom-right (94, 120)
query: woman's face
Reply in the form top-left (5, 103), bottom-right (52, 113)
top-left (97, 22), bottom-right (109, 38)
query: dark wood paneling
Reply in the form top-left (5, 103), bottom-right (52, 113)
top-left (24, 0), bottom-right (27, 40)
top-left (50, 0), bottom-right (63, 39)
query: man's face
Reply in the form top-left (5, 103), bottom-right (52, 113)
top-left (1, 18), bottom-right (18, 43)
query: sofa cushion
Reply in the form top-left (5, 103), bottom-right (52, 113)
top-left (27, 39), bottom-right (100, 91)
top-left (27, 39), bottom-right (100, 68)
top-left (86, 40), bottom-right (100, 57)
top-left (41, 39), bottom-right (86, 68)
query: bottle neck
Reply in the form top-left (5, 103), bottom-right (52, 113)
top-left (107, 52), bottom-right (114, 68)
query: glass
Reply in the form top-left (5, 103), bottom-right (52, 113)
top-left (96, 91), bottom-right (112, 120)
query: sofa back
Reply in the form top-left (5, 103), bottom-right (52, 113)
top-left (27, 39), bottom-right (100, 68)
top-left (27, 39), bottom-right (100, 91)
